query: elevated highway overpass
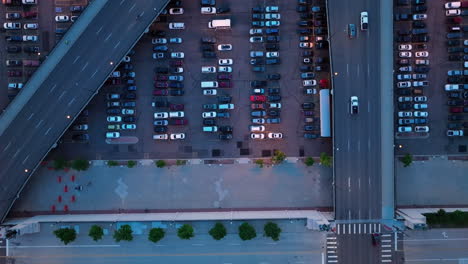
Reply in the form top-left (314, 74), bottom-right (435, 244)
top-left (0, 0), bottom-right (170, 222)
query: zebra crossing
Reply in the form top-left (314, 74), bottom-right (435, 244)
top-left (325, 235), bottom-right (338, 263)
top-left (335, 223), bottom-right (381, 235)
top-left (380, 233), bottom-right (393, 263)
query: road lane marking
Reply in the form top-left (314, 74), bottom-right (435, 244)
top-left (364, 224), bottom-right (366, 233)
top-left (22, 155), bottom-right (29, 164)
top-left (49, 84), bottom-right (57, 93)
top-left (192, 244), bottom-right (204, 246)
top-left (327, 246), bottom-right (337, 249)
top-left (229, 243), bottom-right (240, 246)
top-left (357, 141), bottom-right (361, 152)
top-left (367, 64), bottom-right (371, 78)
top-left (327, 237), bottom-right (336, 240)
top-left (96, 26), bottom-right (103, 35)
top-left (347, 139), bottom-right (350, 150)
top-left (104, 33), bottom-right (113, 42)
top-left (358, 223), bottom-right (361, 234)
top-left (382, 255), bottom-right (391, 258)
top-left (35, 119), bottom-right (43, 129)
top-left (358, 178), bottom-right (361, 189)
top-left (81, 62), bottom-right (89, 72)
top-left (353, 224), bottom-right (356, 234)
top-left (72, 56), bottom-right (80, 64)
top-left (44, 127), bottom-right (51, 135)
top-left (119, 0), bottom-right (125, 5)
top-left (368, 138), bottom-right (371, 150)
top-left (67, 97), bottom-right (76, 107)
top-left (403, 238), bottom-right (468, 242)
top-left (337, 224), bottom-right (340, 234)
top-left (348, 223), bottom-right (351, 233)
top-left (382, 240), bottom-right (391, 243)
top-left (382, 234), bottom-right (391, 237)
top-left (91, 69), bottom-right (99, 78)
top-left (12, 149), bottom-right (21, 158)
top-left (348, 177), bottom-right (351, 189)
top-left (374, 224), bottom-right (377, 233)
top-left (27, 113), bottom-right (34, 120)
top-left (357, 64), bottom-right (360, 76)
top-left (382, 260), bottom-right (392, 263)
top-left (378, 224), bottom-right (381, 233)
top-left (368, 101), bottom-right (370, 113)
top-left (382, 250), bottom-right (391, 253)
top-left (128, 3), bottom-right (136, 12)
top-left (3, 142), bottom-right (11, 152)
top-left (382, 244), bottom-right (391, 248)
top-left (346, 63), bottom-right (349, 75)
top-left (58, 91), bottom-right (66, 101)
top-left (327, 241), bottom-right (337, 245)
top-left (114, 41), bottom-right (121, 50)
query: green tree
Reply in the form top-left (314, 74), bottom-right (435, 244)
top-left (53, 157), bottom-right (69, 170)
top-left (71, 159), bottom-right (90, 171)
top-left (436, 209), bottom-right (446, 217)
top-left (271, 150), bottom-right (286, 164)
top-left (401, 153), bottom-right (413, 167)
top-left (304, 157), bottom-right (315, 167)
top-left (264, 222), bottom-right (281, 241)
top-left (127, 160), bottom-right (137, 168)
top-left (113, 224), bottom-right (133, 242)
top-left (177, 224), bottom-right (194, 240)
top-left (148, 228), bottom-right (165, 243)
top-left (320, 152), bottom-right (332, 167)
top-left (176, 160), bottom-right (186, 166)
top-left (209, 223), bottom-right (227, 240)
top-left (155, 160), bottom-right (166, 168)
top-left (238, 222), bottom-right (256, 241)
top-left (254, 159), bottom-right (264, 168)
top-left (88, 225), bottom-right (104, 242)
top-left (53, 228), bottom-right (76, 245)
top-left (107, 160), bottom-right (118, 167)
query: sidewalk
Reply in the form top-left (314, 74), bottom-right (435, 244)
top-left (396, 156), bottom-right (468, 207)
top-left (10, 160), bottom-right (333, 217)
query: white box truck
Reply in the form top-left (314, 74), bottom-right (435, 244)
top-left (208, 19), bottom-right (231, 29)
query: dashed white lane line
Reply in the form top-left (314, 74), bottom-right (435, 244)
top-left (104, 33), bottom-right (112, 42)
top-left (27, 113), bottom-right (34, 120)
top-left (22, 155), bottom-right (29, 164)
top-left (3, 142), bottom-right (11, 152)
top-left (81, 62), bottom-right (89, 72)
top-left (191, 243), bottom-right (204, 246)
top-left (58, 91), bottom-right (66, 101)
top-left (72, 56), bottom-right (80, 64)
top-left (35, 119), bottom-right (43, 129)
top-left (67, 97), bottom-right (75, 107)
top-left (44, 127), bottom-right (51, 135)
top-left (114, 41), bottom-right (121, 49)
top-left (49, 84), bottom-right (57, 93)
top-left (128, 3), bottom-right (136, 12)
top-left (91, 69), bottom-right (99, 78)
top-left (119, 0), bottom-right (125, 5)
top-left (96, 26), bottom-right (103, 34)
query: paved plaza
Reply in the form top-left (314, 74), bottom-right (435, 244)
top-left (11, 160), bottom-right (332, 215)
top-left (396, 156), bottom-right (468, 207)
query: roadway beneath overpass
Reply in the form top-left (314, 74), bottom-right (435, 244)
top-left (328, 0), bottom-right (395, 262)
top-left (0, 0), bottom-right (170, 223)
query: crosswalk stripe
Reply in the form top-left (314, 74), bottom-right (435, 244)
top-left (329, 255), bottom-right (338, 258)
top-left (327, 260), bottom-right (338, 263)
top-left (382, 260), bottom-right (392, 263)
top-left (378, 224), bottom-right (381, 233)
top-left (382, 244), bottom-right (391, 248)
top-left (364, 224), bottom-right (367, 233)
top-left (328, 251), bottom-right (336, 254)
top-left (374, 223), bottom-right (377, 233)
top-left (353, 224), bottom-right (356, 234)
top-left (327, 246), bottom-right (337, 249)
top-left (382, 240), bottom-right (391, 243)
top-left (327, 241), bottom-right (337, 245)
top-left (327, 236), bottom-right (337, 240)
top-left (382, 234), bottom-right (391, 237)
top-left (382, 255), bottom-right (392, 258)
top-left (358, 223), bottom-right (361, 234)
top-left (337, 224), bottom-right (340, 234)
top-left (348, 224), bottom-right (351, 234)
top-left (381, 250), bottom-right (391, 253)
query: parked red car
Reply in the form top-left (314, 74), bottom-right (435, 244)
top-left (169, 103), bottom-right (184, 111)
top-left (154, 81), bottom-right (168, 88)
top-left (170, 60), bottom-right (183, 67)
top-left (250, 95), bottom-right (266, 102)
top-left (450, 107), bottom-right (463, 113)
top-left (217, 74), bottom-right (232, 80)
top-left (219, 81), bottom-right (231, 88)
top-left (169, 118), bottom-right (188, 125)
top-left (153, 89), bottom-right (169, 96)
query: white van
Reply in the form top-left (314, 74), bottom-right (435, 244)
top-left (203, 126), bottom-right (218, 132)
top-left (169, 22), bottom-right (185, 29)
top-left (218, 104), bottom-right (234, 110)
top-left (201, 66), bottom-right (216, 73)
top-left (360, 12), bottom-right (368, 31)
top-left (201, 81), bottom-right (218, 88)
top-left (208, 19), bottom-right (231, 29)
top-left (169, 111), bottom-right (184, 118)
top-left (153, 134), bottom-right (169, 140)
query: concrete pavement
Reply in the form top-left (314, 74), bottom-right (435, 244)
top-left (11, 160), bottom-right (332, 215)
top-left (5, 220), bottom-right (327, 264)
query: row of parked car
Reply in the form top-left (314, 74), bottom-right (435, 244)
top-left (443, 1), bottom-right (468, 137)
top-left (103, 51), bottom-right (139, 140)
top-left (296, 0), bottom-right (328, 139)
top-left (394, 0), bottom-right (430, 134)
top-left (248, 5), bottom-right (283, 140)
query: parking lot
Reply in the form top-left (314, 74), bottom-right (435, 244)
top-left (48, 0), bottom-right (332, 160)
top-left (0, 0), bottom-right (88, 110)
top-left (393, 0), bottom-right (468, 155)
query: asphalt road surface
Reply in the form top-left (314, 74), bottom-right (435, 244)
top-left (0, 0), bottom-right (169, 222)
top-left (328, 0), bottom-right (392, 262)
top-left (403, 228), bottom-right (468, 263)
